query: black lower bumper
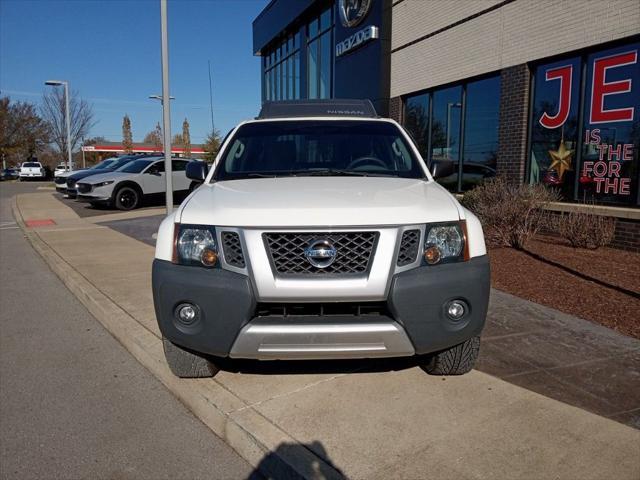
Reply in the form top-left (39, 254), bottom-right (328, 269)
top-left (152, 255), bottom-right (490, 358)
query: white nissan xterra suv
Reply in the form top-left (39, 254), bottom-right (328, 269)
top-left (153, 100), bottom-right (490, 378)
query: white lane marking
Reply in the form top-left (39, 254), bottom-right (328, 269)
top-left (0, 226), bottom-right (19, 230)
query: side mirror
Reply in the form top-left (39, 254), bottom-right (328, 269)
top-left (186, 161), bottom-right (209, 182)
top-left (430, 160), bottom-right (456, 180)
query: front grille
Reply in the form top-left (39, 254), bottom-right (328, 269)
top-left (264, 231), bottom-right (378, 275)
top-left (256, 302), bottom-right (389, 318)
top-left (54, 177), bottom-right (66, 185)
top-left (221, 231), bottom-right (245, 268)
top-left (66, 179), bottom-right (77, 189)
top-left (76, 183), bottom-right (92, 194)
top-left (397, 229), bottom-right (421, 266)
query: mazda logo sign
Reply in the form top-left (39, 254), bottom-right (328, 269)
top-left (304, 239), bottom-right (337, 268)
top-left (339, 0), bottom-right (371, 28)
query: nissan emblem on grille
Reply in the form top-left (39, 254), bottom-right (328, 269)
top-left (304, 239), bottom-right (337, 268)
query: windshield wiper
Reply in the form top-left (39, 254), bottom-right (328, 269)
top-left (303, 169), bottom-right (396, 177)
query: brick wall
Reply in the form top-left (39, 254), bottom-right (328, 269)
top-left (390, 0), bottom-right (640, 97)
top-left (612, 218), bottom-right (640, 253)
top-left (496, 64), bottom-right (529, 185)
top-left (388, 96), bottom-right (401, 123)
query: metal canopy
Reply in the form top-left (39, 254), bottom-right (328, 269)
top-left (257, 99), bottom-right (378, 119)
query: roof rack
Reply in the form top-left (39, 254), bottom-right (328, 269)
top-left (257, 99), bottom-right (378, 120)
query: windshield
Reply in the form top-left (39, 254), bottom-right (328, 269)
top-left (213, 120), bottom-right (426, 181)
top-left (23, 162), bottom-right (41, 168)
top-left (93, 159), bottom-right (117, 170)
top-left (117, 159), bottom-right (154, 173)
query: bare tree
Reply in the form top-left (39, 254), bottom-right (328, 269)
top-left (0, 96), bottom-right (49, 165)
top-left (40, 88), bottom-right (94, 162)
top-left (122, 115), bottom-right (133, 154)
top-left (143, 122), bottom-right (163, 152)
top-left (203, 128), bottom-right (222, 162)
top-left (182, 118), bottom-right (191, 157)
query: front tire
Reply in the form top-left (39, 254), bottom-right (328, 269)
top-left (114, 185), bottom-right (140, 211)
top-left (421, 336), bottom-right (480, 376)
top-left (162, 337), bottom-right (220, 378)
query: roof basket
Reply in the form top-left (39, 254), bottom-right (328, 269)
top-left (257, 99), bottom-right (378, 119)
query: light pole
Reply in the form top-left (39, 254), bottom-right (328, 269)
top-left (159, 0), bottom-right (173, 214)
top-left (45, 80), bottom-right (73, 171)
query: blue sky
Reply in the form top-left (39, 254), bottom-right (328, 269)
top-left (0, 0), bottom-right (268, 144)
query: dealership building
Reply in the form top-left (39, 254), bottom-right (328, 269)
top-left (252, 0), bottom-right (640, 250)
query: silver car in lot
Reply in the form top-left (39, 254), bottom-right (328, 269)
top-left (75, 157), bottom-right (195, 210)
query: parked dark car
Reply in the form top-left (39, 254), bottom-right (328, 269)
top-left (1, 168), bottom-right (19, 181)
top-left (65, 155), bottom-right (150, 198)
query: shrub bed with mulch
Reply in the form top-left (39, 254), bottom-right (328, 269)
top-left (489, 236), bottom-right (640, 339)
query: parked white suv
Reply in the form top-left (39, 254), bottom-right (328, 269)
top-left (75, 157), bottom-right (194, 210)
top-left (19, 161), bottom-right (45, 180)
top-left (152, 100), bottom-right (490, 378)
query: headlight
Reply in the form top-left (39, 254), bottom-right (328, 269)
top-left (423, 222), bottom-right (466, 265)
top-left (94, 180), bottom-right (114, 187)
top-left (175, 225), bottom-right (218, 267)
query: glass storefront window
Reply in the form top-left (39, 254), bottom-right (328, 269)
top-left (263, 30), bottom-right (302, 102)
top-left (403, 93), bottom-right (429, 159)
top-left (529, 41), bottom-right (639, 206)
top-left (403, 74), bottom-right (501, 193)
top-left (462, 76), bottom-right (500, 191)
top-left (319, 32), bottom-right (332, 98)
top-left (431, 86), bottom-right (462, 191)
top-left (307, 6), bottom-right (333, 100)
top-left (578, 43), bottom-right (639, 206)
top-left (529, 57), bottom-right (581, 199)
top-left (308, 38), bottom-right (319, 99)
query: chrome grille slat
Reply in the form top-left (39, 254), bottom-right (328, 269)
top-left (397, 229), bottom-right (420, 266)
top-left (264, 231), bottom-right (378, 275)
top-left (221, 231), bottom-right (246, 268)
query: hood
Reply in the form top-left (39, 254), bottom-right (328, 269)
top-left (75, 171), bottom-right (131, 184)
top-left (179, 177), bottom-right (462, 227)
top-left (69, 167), bottom-right (121, 181)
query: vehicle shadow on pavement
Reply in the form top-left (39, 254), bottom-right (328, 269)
top-left (214, 355), bottom-right (425, 376)
top-left (249, 441), bottom-right (346, 480)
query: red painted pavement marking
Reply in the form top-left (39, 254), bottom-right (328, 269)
top-left (25, 219), bottom-right (56, 227)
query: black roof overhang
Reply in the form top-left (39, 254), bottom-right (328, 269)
top-left (257, 99), bottom-right (379, 120)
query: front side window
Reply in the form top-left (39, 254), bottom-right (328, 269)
top-left (118, 159), bottom-right (154, 173)
top-left (214, 121), bottom-right (426, 181)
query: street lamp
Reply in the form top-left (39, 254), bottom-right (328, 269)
top-left (159, 0), bottom-right (173, 214)
top-left (45, 80), bottom-right (73, 171)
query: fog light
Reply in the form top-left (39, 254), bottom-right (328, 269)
top-left (175, 303), bottom-right (199, 326)
top-left (446, 300), bottom-right (466, 320)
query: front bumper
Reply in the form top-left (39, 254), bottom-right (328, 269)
top-left (152, 255), bottom-right (490, 359)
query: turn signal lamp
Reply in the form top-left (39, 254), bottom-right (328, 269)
top-left (201, 248), bottom-right (218, 267)
top-left (424, 245), bottom-right (442, 265)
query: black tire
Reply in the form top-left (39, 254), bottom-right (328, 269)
top-left (162, 337), bottom-right (220, 378)
top-left (114, 185), bottom-right (140, 211)
top-left (422, 336), bottom-right (480, 376)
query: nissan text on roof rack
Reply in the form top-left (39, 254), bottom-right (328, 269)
top-left (152, 99), bottom-right (490, 378)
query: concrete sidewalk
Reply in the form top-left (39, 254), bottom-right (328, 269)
top-left (14, 192), bottom-right (640, 480)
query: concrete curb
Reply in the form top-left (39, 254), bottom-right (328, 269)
top-left (12, 197), bottom-right (344, 480)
